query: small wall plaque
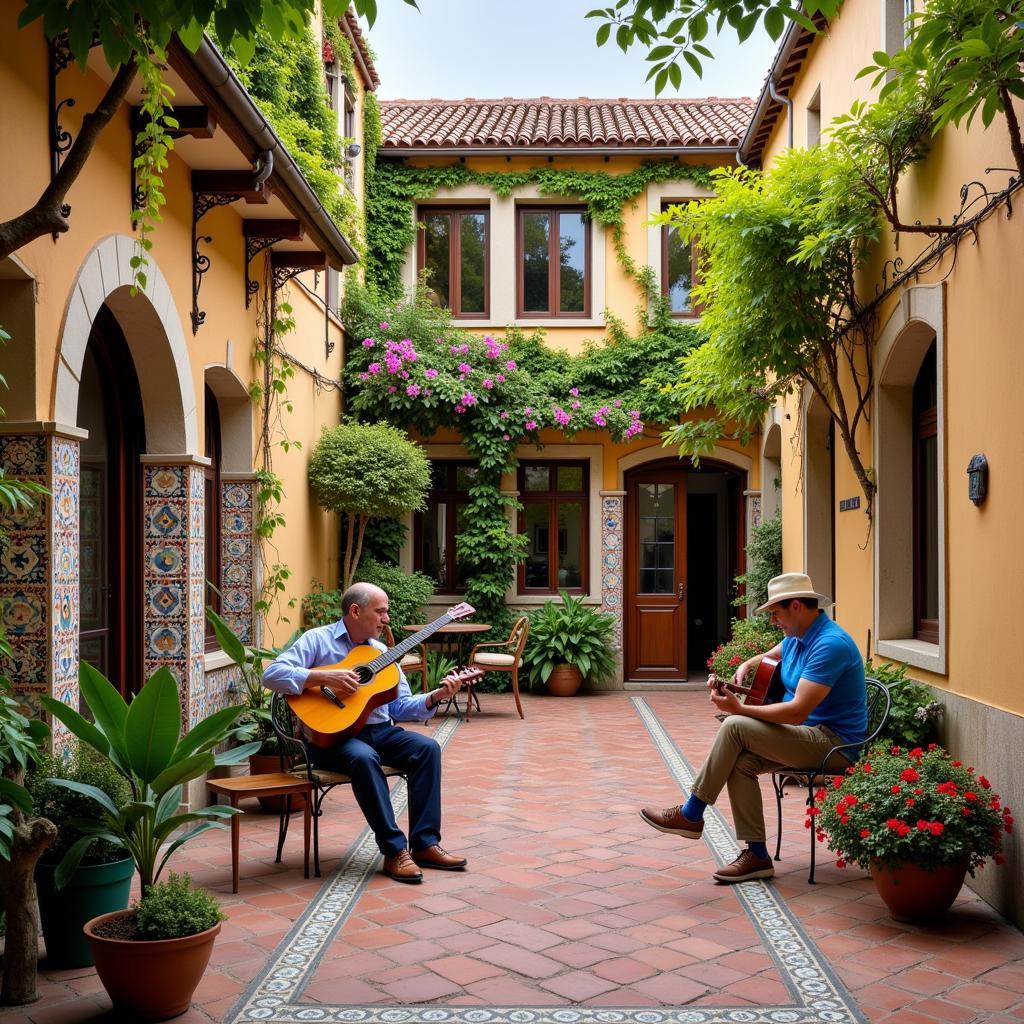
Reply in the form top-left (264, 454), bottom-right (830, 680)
top-left (839, 496), bottom-right (861, 512)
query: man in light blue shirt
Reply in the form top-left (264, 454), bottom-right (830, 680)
top-left (263, 582), bottom-right (467, 884)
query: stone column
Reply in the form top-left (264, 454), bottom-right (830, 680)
top-left (142, 458), bottom-right (208, 729)
top-left (599, 490), bottom-right (626, 648)
top-left (0, 425), bottom-right (85, 755)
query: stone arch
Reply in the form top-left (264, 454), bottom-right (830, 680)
top-left (204, 364), bottom-right (254, 473)
top-left (53, 235), bottom-right (198, 456)
top-left (616, 441), bottom-right (751, 484)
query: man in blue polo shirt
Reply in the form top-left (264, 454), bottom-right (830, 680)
top-left (640, 573), bottom-right (866, 883)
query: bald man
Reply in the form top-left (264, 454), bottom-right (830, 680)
top-left (264, 582), bottom-right (467, 883)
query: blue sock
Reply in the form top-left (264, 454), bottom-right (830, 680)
top-left (681, 794), bottom-right (706, 821)
top-left (747, 841), bottom-right (770, 860)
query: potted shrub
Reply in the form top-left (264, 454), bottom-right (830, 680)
top-left (865, 659), bottom-right (944, 747)
top-left (812, 744), bottom-right (1012, 922)
top-left (84, 873), bottom-right (224, 1021)
top-left (41, 662), bottom-right (256, 1019)
top-left (27, 747), bottom-right (133, 968)
top-left (521, 591), bottom-right (617, 696)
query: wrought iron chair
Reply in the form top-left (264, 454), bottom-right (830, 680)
top-left (771, 677), bottom-right (891, 883)
top-left (465, 616), bottom-right (529, 720)
top-left (270, 693), bottom-right (406, 876)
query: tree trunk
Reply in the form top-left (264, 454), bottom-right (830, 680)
top-left (0, 815), bottom-right (57, 1005)
top-left (0, 61), bottom-right (137, 262)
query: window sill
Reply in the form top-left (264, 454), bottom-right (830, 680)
top-left (204, 650), bottom-right (236, 673)
top-left (452, 318), bottom-right (605, 329)
top-left (875, 637), bottom-right (946, 675)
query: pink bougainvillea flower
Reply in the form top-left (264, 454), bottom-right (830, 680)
top-left (387, 385), bottom-right (397, 394)
top-left (592, 414), bottom-right (606, 426)
top-left (482, 378), bottom-right (494, 389)
top-left (569, 387), bottom-right (579, 397)
top-left (458, 362), bottom-right (473, 375)
top-left (454, 404), bottom-right (466, 414)
top-left (358, 372), bottom-right (369, 381)
top-left (362, 338), bottom-right (375, 347)
top-left (613, 399), bottom-right (622, 407)
top-left (502, 433), bottom-right (511, 441)
top-left (368, 363), bottom-right (382, 375)
top-left (571, 400), bottom-right (581, 410)
top-left (499, 410), bottom-right (509, 420)
top-left (462, 392), bottom-right (477, 406)
top-left (506, 360), bottom-right (517, 370)
top-left (379, 321), bottom-right (389, 330)
top-left (495, 373), bottom-right (505, 383)
top-left (406, 384), bottom-right (421, 397)
top-left (553, 407), bottom-right (571, 426)
top-left (424, 368), bottom-right (439, 379)
top-left (525, 419), bottom-right (538, 430)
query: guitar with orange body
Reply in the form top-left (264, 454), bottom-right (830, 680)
top-left (286, 602), bottom-right (480, 747)
top-left (712, 653), bottom-right (784, 706)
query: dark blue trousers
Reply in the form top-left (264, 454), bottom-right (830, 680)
top-left (313, 722), bottom-right (442, 856)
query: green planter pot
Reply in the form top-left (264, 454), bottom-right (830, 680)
top-left (35, 855), bottom-right (134, 968)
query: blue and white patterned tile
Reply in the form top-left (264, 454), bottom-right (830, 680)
top-left (3, 586), bottom-right (45, 635)
top-left (1, 535), bottom-right (45, 582)
top-left (147, 621), bottom-right (185, 659)
top-left (52, 437), bottom-right (80, 478)
top-left (223, 483), bottom-right (252, 510)
top-left (189, 466), bottom-right (205, 501)
top-left (146, 540), bottom-right (187, 578)
top-left (147, 582), bottom-right (184, 618)
top-left (146, 466), bottom-right (185, 498)
top-left (52, 585), bottom-right (76, 632)
top-left (146, 501), bottom-right (186, 539)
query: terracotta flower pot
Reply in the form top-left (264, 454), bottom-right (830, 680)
top-left (871, 859), bottom-right (969, 923)
top-left (84, 910), bottom-right (221, 1021)
top-left (546, 664), bottom-right (583, 697)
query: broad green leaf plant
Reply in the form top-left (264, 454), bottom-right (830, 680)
top-left (41, 663), bottom-right (258, 891)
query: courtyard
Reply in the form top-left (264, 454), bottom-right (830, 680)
top-left (15, 691), bottom-right (1024, 1024)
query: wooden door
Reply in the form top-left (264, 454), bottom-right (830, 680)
top-left (625, 470), bottom-right (687, 681)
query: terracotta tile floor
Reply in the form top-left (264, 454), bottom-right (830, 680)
top-left (8, 691), bottom-right (1024, 1023)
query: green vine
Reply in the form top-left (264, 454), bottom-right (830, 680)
top-left (364, 159), bottom-right (714, 300)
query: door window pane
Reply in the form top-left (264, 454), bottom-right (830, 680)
top-left (522, 212), bottom-right (550, 312)
top-left (637, 483), bottom-right (674, 594)
top-left (423, 213), bottom-right (451, 309)
top-left (557, 503), bottom-right (583, 588)
top-left (523, 465), bottom-right (550, 492)
top-left (524, 503), bottom-right (550, 587)
top-left (459, 213), bottom-right (486, 314)
top-left (455, 465), bottom-right (479, 491)
top-left (557, 465), bottom-right (583, 491)
top-left (558, 212), bottom-right (587, 313)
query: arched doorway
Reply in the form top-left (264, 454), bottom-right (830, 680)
top-left (624, 457), bottom-right (745, 681)
top-left (77, 305), bottom-right (146, 692)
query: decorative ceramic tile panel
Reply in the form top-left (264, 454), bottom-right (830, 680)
top-left (205, 664), bottom-right (242, 715)
top-left (221, 479), bottom-right (255, 644)
top-left (599, 493), bottom-right (624, 647)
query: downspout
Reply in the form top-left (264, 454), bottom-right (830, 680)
top-left (768, 79), bottom-right (794, 150)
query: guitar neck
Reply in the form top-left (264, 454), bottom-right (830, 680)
top-left (368, 614), bottom-right (455, 672)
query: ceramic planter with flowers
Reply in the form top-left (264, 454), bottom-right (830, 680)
top-left (812, 744), bottom-right (1012, 921)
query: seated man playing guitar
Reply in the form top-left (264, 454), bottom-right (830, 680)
top-left (263, 582), bottom-right (471, 884)
top-left (640, 573), bottom-right (867, 884)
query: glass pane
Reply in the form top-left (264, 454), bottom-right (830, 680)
top-left (641, 543), bottom-right (657, 569)
top-left (421, 503), bottom-right (446, 587)
top-left (524, 503), bottom-right (550, 587)
top-left (455, 465), bottom-right (478, 492)
top-left (657, 569), bottom-right (674, 593)
top-left (427, 460), bottom-right (445, 491)
top-left (558, 212), bottom-right (587, 313)
top-left (522, 211), bottom-right (550, 312)
top-left (639, 519), bottom-right (655, 544)
top-left (657, 542), bottom-right (675, 570)
top-left (80, 465), bottom-right (104, 632)
top-left (637, 482), bottom-right (674, 594)
top-left (523, 465), bottom-right (550, 492)
top-left (459, 213), bottom-right (486, 314)
top-left (423, 213), bottom-right (451, 309)
top-left (919, 434), bottom-right (939, 620)
top-left (557, 503), bottom-right (583, 588)
top-left (639, 569), bottom-right (656, 593)
top-left (557, 465), bottom-right (583, 492)
top-left (666, 225), bottom-right (693, 314)
top-left (455, 503), bottom-right (471, 589)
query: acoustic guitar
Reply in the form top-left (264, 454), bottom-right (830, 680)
top-left (286, 602), bottom-right (480, 747)
top-left (713, 653), bottom-right (784, 706)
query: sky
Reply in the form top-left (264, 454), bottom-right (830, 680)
top-left (363, 0), bottom-right (780, 102)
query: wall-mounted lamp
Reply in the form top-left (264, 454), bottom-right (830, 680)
top-left (345, 142), bottom-right (362, 159)
top-left (967, 453), bottom-right (988, 506)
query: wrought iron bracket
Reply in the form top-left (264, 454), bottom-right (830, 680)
top-left (245, 236), bottom-right (284, 307)
top-left (48, 34), bottom-right (77, 239)
top-left (191, 192), bottom-right (241, 334)
top-left (132, 107), bottom-right (216, 220)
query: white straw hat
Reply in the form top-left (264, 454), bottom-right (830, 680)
top-left (755, 572), bottom-right (832, 615)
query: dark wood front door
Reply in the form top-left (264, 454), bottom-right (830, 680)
top-left (625, 470), bottom-right (687, 681)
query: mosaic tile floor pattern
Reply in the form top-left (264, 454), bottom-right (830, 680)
top-left (10, 692), bottom-right (1024, 1024)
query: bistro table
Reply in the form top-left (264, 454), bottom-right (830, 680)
top-left (401, 622), bottom-right (491, 719)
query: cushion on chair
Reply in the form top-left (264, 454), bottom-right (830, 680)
top-left (288, 765), bottom-right (404, 786)
top-left (399, 655), bottom-right (423, 669)
top-left (472, 652), bottom-right (516, 667)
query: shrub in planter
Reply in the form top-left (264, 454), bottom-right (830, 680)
top-left (864, 659), bottom-right (944, 747)
top-left (814, 744), bottom-right (1011, 920)
top-left (706, 616), bottom-right (783, 683)
top-left (134, 872), bottom-right (224, 940)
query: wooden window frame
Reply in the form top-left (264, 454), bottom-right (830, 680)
top-left (660, 203), bottom-right (701, 318)
top-left (204, 386), bottom-right (223, 653)
top-left (912, 349), bottom-right (939, 643)
top-left (416, 207), bottom-right (490, 319)
top-left (516, 460), bottom-right (589, 595)
top-left (516, 206), bottom-right (591, 319)
top-left (413, 461), bottom-right (476, 594)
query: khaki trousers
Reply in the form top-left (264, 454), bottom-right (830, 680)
top-left (691, 715), bottom-right (852, 842)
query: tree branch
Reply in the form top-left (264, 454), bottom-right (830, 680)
top-left (0, 60), bottom-right (137, 261)
top-left (998, 84), bottom-right (1024, 183)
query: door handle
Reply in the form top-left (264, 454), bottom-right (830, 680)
top-left (678, 582), bottom-right (686, 602)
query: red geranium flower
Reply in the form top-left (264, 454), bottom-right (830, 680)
top-left (900, 768), bottom-right (919, 783)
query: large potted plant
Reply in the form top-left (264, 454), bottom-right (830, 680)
top-left (27, 747), bottom-right (133, 968)
top-left (813, 744), bottom-right (1011, 922)
top-left (521, 591), bottom-right (617, 696)
top-left (41, 662), bottom-right (256, 1020)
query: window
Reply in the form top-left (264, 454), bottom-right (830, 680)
top-left (517, 207), bottom-right (590, 317)
top-left (204, 385), bottom-right (222, 652)
top-left (806, 85), bottom-right (821, 148)
top-left (661, 204), bottom-right (700, 317)
top-left (415, 462), bottom-right (478, 592)
top-left (343, 86), bottom-right (357, 189)
top-left (517, 462), bottom-right (588, 593)
top-left (417, 208), bottom-right (489, 317)
top-left (913, 341), bottom-right (938, 643)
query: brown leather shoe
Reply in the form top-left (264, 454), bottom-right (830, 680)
top-left (383, 849), bottom-right (423, 884)
top-left (411, 844), bottom-right (467, 871)
top-left (639, 805), bottom-right (704, 839)
top-left (712, 849), bottom-right (775, 883)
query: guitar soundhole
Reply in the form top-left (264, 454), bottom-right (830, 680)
top-left (355, 665), bottom-right (374, 686)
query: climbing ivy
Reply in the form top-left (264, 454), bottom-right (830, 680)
top-left (363, 158), bottom-right (715, 299)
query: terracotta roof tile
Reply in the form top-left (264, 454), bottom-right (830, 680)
top-left (379, 97), bottom-right (754, 151)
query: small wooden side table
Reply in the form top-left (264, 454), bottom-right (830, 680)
top-left (207, 773), bottom-right (312, 893)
